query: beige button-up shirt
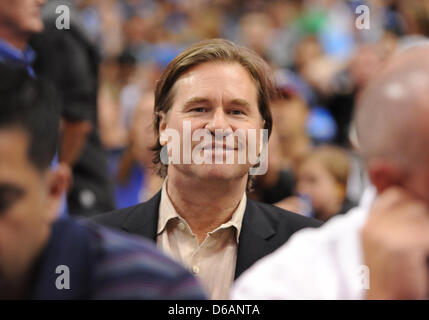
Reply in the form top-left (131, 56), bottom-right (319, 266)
top-left (157, 179), bottom-right (246, 299)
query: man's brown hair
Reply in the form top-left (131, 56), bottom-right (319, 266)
top-left (152, 38), bottom-right (274, 177)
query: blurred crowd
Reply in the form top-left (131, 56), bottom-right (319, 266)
top-left (61, 0), bottom-right (429, 221)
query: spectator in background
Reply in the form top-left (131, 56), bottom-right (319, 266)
top-left (271, 87), bottom-right (313, 170)
top-left (30, 0), bottom-right (116, 216)
top-left (110, 89), bottom-right (163, 209)
top-left (0, 0), bottom-right (71, 217)
top-left (249, 86), bottom-right (311, 204)
top-left (276, 145), bottom-right (357, 222)
top-left (248, 129), bottom-right (296, 204)
top-left (238, 12), bottom-right (274, 60)
top-left (0, 0), bottom-right (45, 77)
top-left (97, 56), bottom-right (131, 151)
top-left (324, 41), bottom-right (394, 147)
top-left (0, 65), bottom-right (206, 300)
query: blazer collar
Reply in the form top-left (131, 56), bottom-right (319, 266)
top-left (121, 191), bottom-right (161, 240)
top-left (234, 198), bottom-right (277, 279)
top-left (119, 190), bottom-right (278, 280)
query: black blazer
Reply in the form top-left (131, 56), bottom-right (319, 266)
top-left (91, 191), bottom-right (322, 279)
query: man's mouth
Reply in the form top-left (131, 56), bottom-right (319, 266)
top-left (204, 143), bottom-right (237, 151)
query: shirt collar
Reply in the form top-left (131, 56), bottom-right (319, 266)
top-left (157, 178), bottom-right (181, 235)
top-left (157, 177), bottom-right (247, 243)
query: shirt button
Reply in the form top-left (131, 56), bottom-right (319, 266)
top-left (192, 266), bottom-right (200, 274)
top-left (178, 222), bottom-right (186, 231)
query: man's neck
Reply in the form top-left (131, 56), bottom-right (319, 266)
top-left (166, 170), bottom-right (247, 243)
top-left (0, 27), bottom-right (28, 51)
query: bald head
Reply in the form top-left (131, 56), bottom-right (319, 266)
top-left (355, 45), bottom-right (429, 168)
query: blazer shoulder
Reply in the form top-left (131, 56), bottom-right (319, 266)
top-left (89, 203), bottom-right (144, 229)
top-left (234, 199), bottom-right (323, 279)
top-left (89, 190), bottom-right (162, 237)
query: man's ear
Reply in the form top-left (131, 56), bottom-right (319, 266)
top-left (368, 158), bottom-right (404, 194)
top-left (158, 111), bottom-right (168, 146)
top-left (45, 163), bottom-right (71, 221)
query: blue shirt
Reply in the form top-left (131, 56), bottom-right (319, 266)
top-left (0, 38), bottom-right (36, 77)
top-left (30, 218), bottom-right (207, 299)
top-left (108, 149), bottom-right (145, 209)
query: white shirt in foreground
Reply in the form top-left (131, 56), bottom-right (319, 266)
top-left (231, 187), bottom-right (376, 300)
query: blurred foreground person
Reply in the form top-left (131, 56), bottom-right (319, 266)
top-left (0, 0), bottom-right (45, 76)
top-left (232, 45), bottom-right (429, 300)
top-left (0, 66), bottom-right (206, 300)
top-left (93, 39), bottom-right (321, 299)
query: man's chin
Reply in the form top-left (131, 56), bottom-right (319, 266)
top-left (170, 162), bottom-right (250, 182)
top-left (191, 163), bottom-right (249, 181)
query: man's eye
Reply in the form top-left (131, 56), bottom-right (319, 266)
top-left (231, 109), bottom-right (244, 115)
top-left (191, 107), bottom-right (207, 113)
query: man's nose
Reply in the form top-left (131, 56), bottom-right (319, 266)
top-left (205, 108), bottom-right (231, 133)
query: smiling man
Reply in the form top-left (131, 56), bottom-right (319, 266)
top-left (93, 39), bottom-right (321, 299)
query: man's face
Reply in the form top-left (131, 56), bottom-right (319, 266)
top-left (0, 0), bottom-right (45, 35)
top-left (159, 62), bottom-right (265, 182)
top-left (0, 129), bottom-right (53, 281)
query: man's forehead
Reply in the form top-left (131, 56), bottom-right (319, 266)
top-left (179, 62), bottom-right (250, 79)
top-left (173, 62), bottom-right (258, 102)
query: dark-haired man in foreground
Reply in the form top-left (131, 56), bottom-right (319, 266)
top-left (0, 66), bottom-right (206, 300)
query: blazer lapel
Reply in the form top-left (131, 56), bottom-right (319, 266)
top-left (234, 199), bottom-right (276, 279)
top-left (120, 191), bottom-right (161, 241)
